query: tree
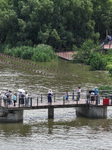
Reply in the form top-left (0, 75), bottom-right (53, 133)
top-left (92, 0), bottom-right (112, 39)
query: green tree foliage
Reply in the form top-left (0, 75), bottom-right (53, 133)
top-left (1, 0), bottom-right (112, 65)
top-left (91, 0), bottom-right (112, 38)
top-left (89, 52), bottom-right (107, 70)
top-left (0, 0), bottom-right (99, 49)
top-left (73, 39), bottom-right (95, 63)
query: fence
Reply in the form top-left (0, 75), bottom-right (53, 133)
top-left (1, 90), bottom-right (112, 108)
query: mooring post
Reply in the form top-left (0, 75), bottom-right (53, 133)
top-left (48, 106), bottom-right (54, 119)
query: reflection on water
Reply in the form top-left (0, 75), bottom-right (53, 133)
top-left (0, 59), bottom-right (112, 149)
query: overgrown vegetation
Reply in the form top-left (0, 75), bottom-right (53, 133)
top-left (2, 44), bottom-right (57, 62)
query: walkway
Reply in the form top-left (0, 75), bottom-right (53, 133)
top-left (56, 51), bottom-right (75, 60)
top-left (1, 94), bottom-right (108, 110)
top-left (103, 44), bottom-right (112, 49)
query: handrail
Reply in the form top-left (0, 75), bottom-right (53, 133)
top-left (1, 90), bottom-right (112, 109)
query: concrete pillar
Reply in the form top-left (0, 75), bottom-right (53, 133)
top-left (48, 107), bottom-right (54, 119)
top-left (0, 107), bottom-right (23, 123)
top-left (76, 105), bottom-right (107, 119)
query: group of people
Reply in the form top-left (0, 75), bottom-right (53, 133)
top-left (48, 87), bottom-right (100, 105)
top-left (0, 89), bottom-right (29, 107)
top-left (19, 91), bottom-right (29, 106)
top-left (47, 87), bottom-right (82, 104)
top-left (65, 87), bottom-right (81, 103)
top-left (87, 87), bottom-right (99, 105)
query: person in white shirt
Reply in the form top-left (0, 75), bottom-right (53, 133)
top-left (77, 87), bottom-right (81, 101)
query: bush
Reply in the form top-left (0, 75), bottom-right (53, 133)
top-left (2, 44), bottom-right (57, 62)
top-left (32, 44), bottom-right (57, 62)
top-left (99, 85), bottom-right (112, 90)
top-left (73, 39), bottom-right (95, 64)
top-left (89, 52), bottom-right (107, 70)
top-left (99, 85), bottom-right (112, 95)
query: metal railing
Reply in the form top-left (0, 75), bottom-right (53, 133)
top-left (1, 90), bottom-right (112, 108)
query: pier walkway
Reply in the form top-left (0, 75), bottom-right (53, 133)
top-left (0, 90), bottom-right (111, 122)
top-left (1, 90), bottom-right (111, 110)
top-left (103, 44), bottom-right (112, 49)
top-left (56, 51), bottom-right (75, 60)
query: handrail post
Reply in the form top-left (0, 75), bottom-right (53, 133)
top-left (41, 94), bottom-right (42, 103)
top-left (19, 98), bottom-right (20, 107)
top-left (37, 97), bottom-right (38, 106)
top-left (63, 96), bottom-right (65, 105)
top-left (72, 90), bottom-right (74, 100)
top-left (54, 94), bottom-right (55, 102)
top-left (30, 97), bottom-right (32, 107)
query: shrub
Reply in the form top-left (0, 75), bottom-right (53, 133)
top-left (99, 85), bottom-right (112, 95)
top-left (89, 52), bottom-right (107, 70)
top-left (2, 44), bottom-right (57, 62)
top-left (73, 39), bottom-right (95, 64)
top-left (32, 44), bottom-right (57, 62)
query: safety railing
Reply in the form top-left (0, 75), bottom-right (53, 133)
top-left (1, 90), bottom-right (112, 108)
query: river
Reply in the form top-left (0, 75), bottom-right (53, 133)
top-left (0, 59), bottom-right (112, 150)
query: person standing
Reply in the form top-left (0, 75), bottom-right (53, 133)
top-left (48, 89), bottom-right (53, 104)
top-left (94, 87), bottom-right (99, 105)
top-left (77, 87), bottom-right (81, 101)
top-left (6, 90), bottom-right (12, 105)
top-left (13, 93), bottom-right (17, 106)
top-left (19, 92), bottom-right (22, 105)
top-left (25, 92), bottom-right (29, 106)
top-left (94, 87), bottom-right (98, 95)
top-left (21, 93), bottom-right (25, 106)
top-left (65, 92), bottom-right (69, 103)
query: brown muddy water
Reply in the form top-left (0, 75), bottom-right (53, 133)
top-left (0, 59), bottom-right (112, 150)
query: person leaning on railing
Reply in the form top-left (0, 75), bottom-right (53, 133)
top-left (13, 93), bottom-right (17, 107)
top-left (94, 87), bottom-right (100, 105)
top-left (77, 87), bottom-right (81, 101)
